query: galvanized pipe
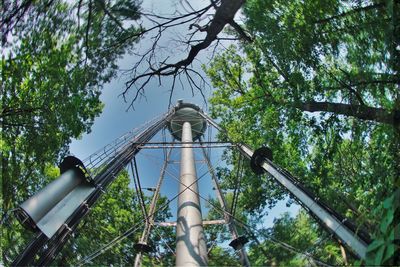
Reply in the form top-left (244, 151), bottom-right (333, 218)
top-left (176, 122), bottom-right (208, 266)
top-left (238, 145), bottom-right (368, 259)
top-left (18, 168), bottom-right (84, 230)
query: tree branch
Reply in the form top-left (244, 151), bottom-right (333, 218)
top-left (293, 101), bottom-right (399, 126)
top-left (313, 2), bottom-right (385, 24)
top-left (229, 19), bottom-right (252, 42)
top-left (122, 0), bottom-right (246, 107)
top-left (84, 0), bottom-right (93, 65)
top-left (94, 0), bottom-right (126, 32)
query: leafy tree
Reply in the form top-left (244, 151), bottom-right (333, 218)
top-left (1, 0), bottom-right (142, 264)
top-left (248, 211), bottom-right (344, 266)
top-left (241, 0), bottom-right (399, 126)
top-left (204, 0), bottom-right (399, 264)
top-left (208, 246), bottom-right (241, 266)
top-left (206, 43), bottom-right (398, 265)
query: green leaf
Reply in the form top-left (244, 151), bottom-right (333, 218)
top-left (366, 239), bottom-right (385, 253)
top-left (375, 245), bottom-right (386, 266)
top-left (383, 195), bottom-right (394, 209)
top-left (380, 209), bottom-right (394, 233)
top-left (382, 243), bottom-right (395, 263)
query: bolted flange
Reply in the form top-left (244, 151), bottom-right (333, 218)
top-left (250, 147), bottom-right (273, 175)
top-left (59, 156), bottom-right (92, 182)
top-left (59, 156), bottom-right (85, 174)
top-left (229, 235), bottom-right (249, 250)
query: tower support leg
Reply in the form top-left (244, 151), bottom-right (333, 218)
top-left (200, 144), bottom-right (250, 267)
top-left (134, 148), bottom-right (172, 267)
top-left (176, 122), bottom-right (208, 266)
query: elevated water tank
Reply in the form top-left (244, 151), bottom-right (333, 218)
top-left (168, 101), bottom-right (207, 141)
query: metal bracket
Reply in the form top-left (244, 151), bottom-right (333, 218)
top-left (59, 156), bottom-right (93, 183)
top-left (229, 235), bottom-right (249, 250)
top-left (250, 147), bottom-right (273, 175)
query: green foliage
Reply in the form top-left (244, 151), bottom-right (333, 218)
top-left (248, 211), bottom-right (345, 266)
top-left (205, 0), bottom-right (399, 264)
top-left (1, 0), bottom-right (143, 208)
top-left (206, 45), bottom-right (397, 222)
top-left (208, 246), bottom-right (241, 266)
top-left (365, 188), bottom-right (400, 265)
top-left (1, 0), bottom-right (143, 265)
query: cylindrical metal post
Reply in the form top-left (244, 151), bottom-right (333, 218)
top-left (176, 122), bottom-right (208, 266)
top-left (17, 168), bottom-right (85, 231)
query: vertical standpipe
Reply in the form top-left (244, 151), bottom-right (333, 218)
top-left (168, 102), bottom-right (208, 266)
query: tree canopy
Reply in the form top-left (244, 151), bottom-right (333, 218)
top-left (1, 0), bottom-right (143, 265)
top-left (205, 0), bottom-right (399, 265)
top-left (2, 0), bottom-right (399, 265)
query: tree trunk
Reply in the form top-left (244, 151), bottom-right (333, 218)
top-left (339, 244), bottom-right (349, 265)
top-left (293, 101), bottom-right (400, 126)
top-left (175, 0), bottom-right (246, 67)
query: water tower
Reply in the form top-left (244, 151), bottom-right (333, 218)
top-left (168, 101), bottom-right (208, 266)
top-left (12, 101), bottom-right (370, 266)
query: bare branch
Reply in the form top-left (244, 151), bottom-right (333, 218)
top-left (94, 0), bottom-right (126, 32)
top-left (1, 0), bottom-right (55, 45)
top-left (121, 0), bottom-right (247, 107)
top-left (77, 0), bottom-right (84, 30)
top-left (313, 3), bottom-right (385, 24)
top-left (84, 0), bottom-right (93, 65)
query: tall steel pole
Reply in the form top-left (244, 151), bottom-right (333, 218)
top-left (176, 121), bottom-right (208, 266)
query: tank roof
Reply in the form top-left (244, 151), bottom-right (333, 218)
top-left (167, 101), bottom-right (207, 141)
